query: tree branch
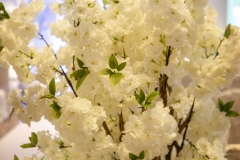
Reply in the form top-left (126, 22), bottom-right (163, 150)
top-left (38, 32), bottom-right (78, 97)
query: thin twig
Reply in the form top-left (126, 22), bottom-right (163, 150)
top-left (213, 38), bottom-right (224, 60)
top-left (179, 97), bottom-right (196, 152)
top-left (38, 33), bottom-right (50, 47)
top-left (18, 50), bottom-right (33, 59)
top-left (38, 32), bottom-right (78, 97)
top-left (102, 121), bottom-right (113, 138)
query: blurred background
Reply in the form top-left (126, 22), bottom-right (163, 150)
top-left (0, 0), bottom-right (240, 159)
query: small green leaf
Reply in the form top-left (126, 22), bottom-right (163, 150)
top-left (21, 143), bottom-right (36, 149)
top-left (0, 45), bottom-right (3, 52)
top-left (143, 102), bottom-right (151, 108)
top-left (9, 108), bottom-right (14, 121)
top-left (14, 154), bottom-right (19, 160)
top-left (139, 151), bottom-right (145, 159)
top-left (117, 62), bottom-right (127, 71)
top-left (224, 24), bottom-right (231, 38)
top-left (39, 94), bottom-right (55, 99)
top-left (70, 70), bottom-right (85, 78)
top-left (30, 132), bottom-right (38, 146)
top-left (49, 78), bottom-right (56, 95)
top-left (76, 58), bottom-right (84, 69)
top-left (99, 68), bottom-right (113, 75)
top-left (139, 89), bottom-right (145, 104)
top-left (109, 73), bottom-right (123, 86)
top-left (129, 153), bottom-right (139, 160)
top-left (224, 101), bottom-right (234, 112)
top-left (112, 0), bottom-right (120, 4)
top-left (50, 102), bottom-right (62, 119)
top-left (145, 91), bottom-right (159, 103)
top-left (226, 110), bottom-right (239, 117)
top-left (76, 74), bottom-right (87, 90)
top-left (109, 54), bottom-right (118, 69)
top-left (218, 98), bottom-right (224, 112)
top-left (0, 2), bottom-right (10, 20)
top-left (103, 0), bottom-right (109, 6)
top-left (134, 92), bottom-right (141, 105)
top-left (0, 39), bottom-right (3, 52)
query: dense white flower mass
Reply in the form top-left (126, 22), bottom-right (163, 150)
top-left (1, 0), bottom-right (240, 159)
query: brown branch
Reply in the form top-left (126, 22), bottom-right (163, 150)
top-left (118, 110), bottom-right (125, 141)
top-left (159, 74), bottom-right (168, 107)
top-left (178, 97), bottom-right (196, 154)
top-left (102, 121), bottom-right (112, 138)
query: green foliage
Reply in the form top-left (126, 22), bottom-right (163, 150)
top-left (117, 62), bottom-right (127, 71)
top-left (224, 24), bottom-right (231, 38)
top-left (71, 58), bottom-right (90, 90)
top-left (0, 39), bottom-right (4, 52)
top-left (14, 155), bottom-right (19, 160)
top-left (129, 153), bottom-right (138, 160)
top-left (9, 108), bottom-right (14, 121)
top-left (135, 90), bottom-right (159, 109)
top-left (40, 78), bottom-right (57, 100)
top-left (76, 58), bottom-right (84, 68)
top-left (218, 98), bottom-right (239, 117)
top-left (139, 151), bottom-right (145, 159)
top-left (50, 102), bottom-right (62, 119)
top-left (129, 151), bottom-right (145, 160)
top-left (109, 54), bottom-right (118, 69)
top-left (20, 132), bottom-right (38, 149)
top-left (100, 54), bottom-right (126, 86)
top-left (109, 73), bottom-right (123, 86)
top-left (145, 91), bottom-right (159, 104)
top-left (99, 68), bottom-right (113, 75)
top-left (49, 78), bottom-right (56, 95)
top-left (0, 2), bottom-right (10, 20)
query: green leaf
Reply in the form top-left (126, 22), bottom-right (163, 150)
top-left (117, 62), bottom-right (127, 71)
top-left (134, 92), bottom-right (141, 105)
top-left (139, 151), bottom-right (145, 159)
top-left (99, 68), bottom-right (113, 75)
top-left (14, 154), bottom-right (19, 160)
top-left (109, 54), bottom-right (118, 69)
top-left (109, 73), bottom-right (123, 86)
top-left (39, 94), bottom-right (55, 99)
top-left (0, 39), bottom-right (3, 52)
top-left (112, 0), bottom-right (120, 4)
top-left (143, 102), bottom-right (151, 108)
top-left (20, 143), bottom-right (36, 149)
top-left (76, 58), bottom-right (84, 69)
top-left (226, 110), bottom-right (239, 117)
top-left (76, 74), bottom-right (87, 90)
top-left (145, 91), bottom-right (159, 103)
top-left (30, 132), bottom-right (38, 146)
top-left (224, 101), bottom-right (234, 112)
top-left (224, 24), bottom-right (231, 38)
top-left (0, 2), bottom-right (10, 20)
top-left (50, 102), bottom-right (62, 119)
top-left (0, 45), bottom-right (3, 52)
top-left (9, 108), bottom-right (14, 121)
top-left (129, 153), bottom-right (139, 160)
top-left (218, 98), bottom-right (224, 112)
top-left (70, 70), bottom-right (85, 78)
top-left (103, 0), bottom-right (109, 6)
top-left (139, 89), bottom-right (145, 104)
top-left (49, 78), bottom-right (56, 95)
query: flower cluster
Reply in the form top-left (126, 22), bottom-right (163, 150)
top-left (1, 0), bottom-right (240, 159)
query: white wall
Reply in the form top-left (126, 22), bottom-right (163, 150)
top-left (209, 0), bottom-right (227, 29)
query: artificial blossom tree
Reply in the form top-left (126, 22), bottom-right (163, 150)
top-left (0, 0), bottom-right (240, 159)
